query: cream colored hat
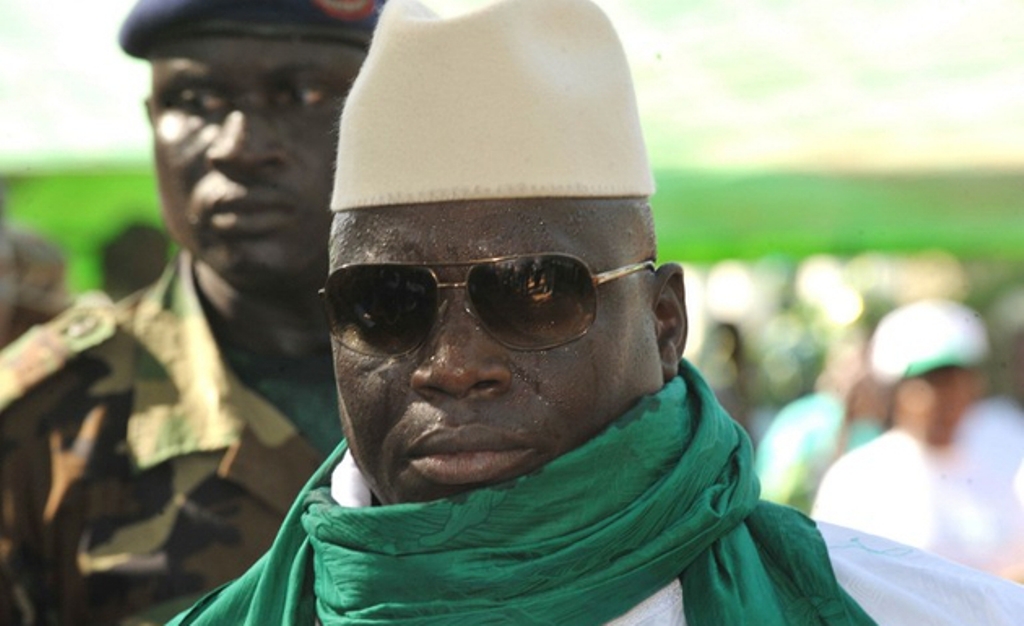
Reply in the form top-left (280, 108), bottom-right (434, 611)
top-left (331, 0), bottom-right (654, 211)
top-left (870, 299), bottom-right (990, 381)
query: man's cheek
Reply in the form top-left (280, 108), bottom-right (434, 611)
top-left (153, 111), bottom-right (190, 143)
top-left (338, 368), bottom-right (401, 427)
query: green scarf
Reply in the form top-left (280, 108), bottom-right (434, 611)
top-left (170, 362), bottom-right (875, 625)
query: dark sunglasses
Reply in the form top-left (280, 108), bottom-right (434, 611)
top-left (320, 253), bottom-right (655, 356)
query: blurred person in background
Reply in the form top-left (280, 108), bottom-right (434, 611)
top-left (0, 0), bottom-right (381, 623)
top-left (0, 180), bottom-right (71, 348)
top-left (955, 288), bottom-right (1024, 581)
top-left (101, 222), bottom-right (171, 301)
top-left (813, 299), bottom-right (1024, 580)
top-left (699, 320), bottom-right (759, 441)
top-left (756, 332), bottom-right (888, 512)
top-left (2, 229), bottom-right (73, 345)
top-left (957, 288), bottom-right (1024, 474)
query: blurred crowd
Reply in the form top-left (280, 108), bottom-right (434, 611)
top-left (686, 252), bottom-right (1024, 581)
top-left (0, 180), bottom-right (71, 350)
top-left (0, 177), bottom-right (168, 350)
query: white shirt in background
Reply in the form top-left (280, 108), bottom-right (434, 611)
top-left (813, 427), bottom-right (1024, 577)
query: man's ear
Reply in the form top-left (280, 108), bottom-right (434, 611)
top-left (652, 263), bottom-right (687, 382)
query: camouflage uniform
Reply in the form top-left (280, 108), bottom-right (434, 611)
top-left (0, 254), bottom-right (326, 625)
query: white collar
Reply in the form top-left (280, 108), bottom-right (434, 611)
top-left (330, 451), bottom-right (373, 508)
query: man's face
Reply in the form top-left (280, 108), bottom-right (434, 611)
top-left (147, 35), bottom-right (365, 293)
top-left (896, 366), bottom-right (981, 447)
top-left (328, 200), bottom-right (684, 504)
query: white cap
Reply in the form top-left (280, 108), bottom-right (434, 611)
top-left (870, 299), bottom-right (990, 381)
top-left (331, 0), bottom-right (655, 211)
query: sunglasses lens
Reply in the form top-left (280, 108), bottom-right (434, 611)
top-left (323, 266), bottom-right (437, 355)
top-left (468, 255), bottom-right (596, 349)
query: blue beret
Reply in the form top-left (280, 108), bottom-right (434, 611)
top-left (119, 0), bottom-right (384, 58)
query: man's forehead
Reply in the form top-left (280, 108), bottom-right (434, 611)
top-left (330, 198), bottom-right (644, 266)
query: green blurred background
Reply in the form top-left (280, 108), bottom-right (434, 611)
top-left (7, 168), bottom-right (1023, 292)
top-left (3, 0), bottom-right (1024, 292)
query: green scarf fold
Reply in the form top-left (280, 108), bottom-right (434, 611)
top-left (170, 362), bottom-right (875, 626)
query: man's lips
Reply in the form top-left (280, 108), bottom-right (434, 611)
top-left (409, 450), bottom-right (536, 486)
top-left (407, 427), bottom-right (536, 486)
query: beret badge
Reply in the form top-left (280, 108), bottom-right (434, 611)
top-left (313, 0), bottom-right (377, 19)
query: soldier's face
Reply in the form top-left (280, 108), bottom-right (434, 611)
top-left (147, 35), bottom-right (365, 292)
top-left (327, 200), bottom-right (683, 504)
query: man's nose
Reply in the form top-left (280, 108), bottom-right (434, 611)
top-left (206, 108), bottom-right (287, 179)
top-left (410, 297), bottom-right (513, 401)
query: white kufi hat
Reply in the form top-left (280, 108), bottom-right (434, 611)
top-left (870, 299), bottom-right (990, 381)
top-left (331, 0), bottom-right (654, 211)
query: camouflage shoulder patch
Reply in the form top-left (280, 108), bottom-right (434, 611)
top-left (0, 304), bottom-right (118, 412)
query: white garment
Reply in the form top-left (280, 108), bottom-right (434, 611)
top-left (959, 397), bottom-right (1024, 515)
top-left (610, 524), bottom-right (1024, 626)
top-left (958, 396), bottom-right (1024, 482)
top-left (812, 428), bottom-right (1024, 577)
top-left (331, 453), bottom-right (1024, 625)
